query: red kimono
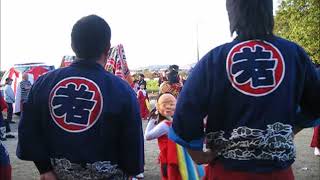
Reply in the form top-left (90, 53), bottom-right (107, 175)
top-left (137, 89), bottom-right (149, 120)
top-left (311, 126), bottom-right (320, 148)
top-left (204, 162), bottom-right (294, 180)
top-left (156, 121), bottom-right (181, 180)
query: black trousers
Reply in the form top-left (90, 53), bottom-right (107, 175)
top-left (4, 103), bottom-right (13, 133)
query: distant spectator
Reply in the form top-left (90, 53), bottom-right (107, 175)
top-left (0, 91), bottom-right (8, 141)
top-left (168, 65), bottom-right (179, 74)
top-left (3, 78), bottom-right (15, 138)
top-left (133, 79), bottom-right (140, 93)
top-left (137, 84), bottom-right (150, 120)
top-left (159, 65), bottom-right (182, 98)
top-left (138, 74), bottom-right (147, 89)
top-left (158, 71), bottom-right (168, 87)
top-left (20, 73), bottom-right (32, 111)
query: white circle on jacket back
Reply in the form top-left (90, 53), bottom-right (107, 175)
top-left (49, 77), bottom-right (103, 133)
top-left (226, 40), bottom-right (285, 97)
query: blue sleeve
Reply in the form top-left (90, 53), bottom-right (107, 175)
top-left (169, 53), bottom-right (214, 150)
top-left (118, 86), bottom-right (144, 175)
top-left (0, 142), bottom-right (10, 165)
top-left (298, 46), bottom-right (320, 119)
top-left (295, 107), bottom-right (320, 128)
top-left (16, 76), bottom-right (50, 162)
top-left (0, 112), bottom-right (5, 136)
top-left (0, 111), bottom-right (10, 165)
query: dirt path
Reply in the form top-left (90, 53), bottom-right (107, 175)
top-left (2, 116), bottom-right (319, 180)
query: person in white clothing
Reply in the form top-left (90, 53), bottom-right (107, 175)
top-left (145, 93), bottom-right (177, 142)
top-left (3, 78), bottom-right (15, 138)
top-left (145, 114), bottom-right (172, 141)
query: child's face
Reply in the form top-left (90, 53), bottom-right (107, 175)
top-left (140, 85), bottom-right (145, 89)
top-left (157, 94), bottom-right (176, 117)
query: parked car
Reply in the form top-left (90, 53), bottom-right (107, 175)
top-left (0, 63), bottom-right (55, 114)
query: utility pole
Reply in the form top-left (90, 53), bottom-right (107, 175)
top-left (196, 23), bottom-right (200, 62)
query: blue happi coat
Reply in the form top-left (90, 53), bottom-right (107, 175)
top-left (0, 112), bottom-right (10, 167)
top-left (17, 60), bottom-right (144, 178)
top-left (169, 36), bottom-right (320, 173)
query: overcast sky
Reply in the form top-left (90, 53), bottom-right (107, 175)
top-left (1, 0), bottom-right (280, 70)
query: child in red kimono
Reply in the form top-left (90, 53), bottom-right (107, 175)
top-left (137, 84), bottom-right (149, 120)
top-left (146, 93), bottom-right (206, 180)
top-left (145, 93), bottom-right (181, 179)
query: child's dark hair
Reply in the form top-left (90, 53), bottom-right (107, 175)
top-left (168, 65), bottom-right (179, 73)
top-left (166, 65), bottom-right (179, 84)
top-left (167, 71), bottom-right (179, 84)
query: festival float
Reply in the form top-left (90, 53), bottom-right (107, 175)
top-left (60, 44), bottom-right (133, 87)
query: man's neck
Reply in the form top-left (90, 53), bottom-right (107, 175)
top-left (95, 55), bottom-right (108, 68)
top-left (96, 60), bottom-right (106, 68)
top-left (76, 56), bottom-right (105, 67)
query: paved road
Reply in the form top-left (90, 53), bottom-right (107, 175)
top-left (2, 115), bottom-right (319, 180)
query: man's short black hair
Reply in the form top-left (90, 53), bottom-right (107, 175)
top-left (226, 0), bottom-right (274, 40)
top-left (5, 78), bottom-right (13, 82)
top-left (167, 71), bottom-right (179, 84)
top-left (168, 65), bottom-right (179, 73)
top-left (71, 15), bottom-right (111, 59)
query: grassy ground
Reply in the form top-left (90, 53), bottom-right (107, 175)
top-left (2, 116), bottom-right (319, 180)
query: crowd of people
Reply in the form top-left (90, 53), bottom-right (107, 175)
top-left (1, 0), bottom-right (320, 180)
top-left (0, 74), bottom-right (32, 179)
top-left (0, 74), bottom-right (32, 141)
top-left (132, 65), bottom-right (184, 121)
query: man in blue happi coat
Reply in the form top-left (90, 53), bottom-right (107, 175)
top-left (17, 15), bottom-right (144, 180)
